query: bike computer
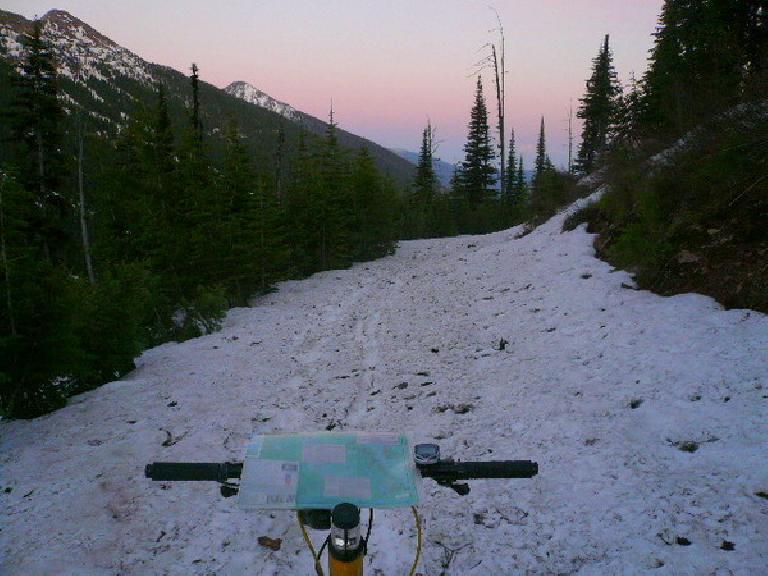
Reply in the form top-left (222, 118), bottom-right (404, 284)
top-left (413, 443), bottom-right (440, 465)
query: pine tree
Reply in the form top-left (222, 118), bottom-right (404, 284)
top-left (0, 171), bottom-right (25, 342)
top-left (516, 156), bottom-right (527, 200)
top-left (316, 109), bottom-right (352, 270)
top-left (408, 120), bottom-right (439, 237)
top-left (219, 119), bottom-right (256, 299)
top-left (190, 63), bottom-right (203, 143)
top-left (351, 148), bottom-right (395, 259)
top-left (414, 120), bottom-right (437, 205)
top-left (239, 173), bottom-right (287, 294)
top-left (286, 128), bottom-right (321, 274)
top-left (577, 34), bottom-right (621, 173)
top-left (460, 76), bottom-right (497, 206)
top-left (534, 116), bottom-right (548, 183)
top-left (11, 18), bottom-right (67, 261)
top-left (642, 1), bottom-right (757, 138)
top-left (176, 113), bottom-right (218, 293)
top-left (152, 86), bottom-right (175, 195)
top-left (505, 128), bottom-right (516, 199)
top-left (0, 169), bottom-right (83, 417)
top-left (614, 73), bottom-right (644, 146)
top-left (144, 86), bottom-right (188, 300)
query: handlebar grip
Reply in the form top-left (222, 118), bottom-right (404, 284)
top-left (417, 460), bottom-right (538, 480)
top-left (144, 462), bottom-right (242, 482)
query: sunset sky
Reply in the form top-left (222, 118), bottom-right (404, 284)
top-left (6, 0), bottom-right (664, 167)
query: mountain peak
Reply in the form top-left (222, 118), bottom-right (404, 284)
top-left (44, 9), bottom-right (79, 21)
top-left (225, 80), bottom-right (298, 121)
top-left (0, 7), bottom-right (153, 85)
top-left (42, 8), bottom-right (119, 49)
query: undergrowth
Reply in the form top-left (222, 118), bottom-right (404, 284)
top-left (565, 105), bottom-right (768, 312)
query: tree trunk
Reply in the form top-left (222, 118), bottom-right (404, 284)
top-left (0, 177), bottom-right (16, 336)
top-left (78, 120), bottom-right (95, 283)
top-left (260, 184), bottom-right (266, 292)
top-left (491, 12), bottom-right (506, 199)
top-left (492, 46), bottom-right (503, 198)
top-left (36, 127), bottom-right (52, 262)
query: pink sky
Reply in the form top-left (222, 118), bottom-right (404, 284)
top-left (7, 0), bottom-right (663, 167)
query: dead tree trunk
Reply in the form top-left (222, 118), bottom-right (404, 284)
top-left (491, 44), bottom-right (505, 199)
top-left (568, 98), bottom-right (574, 174)
top-left (489, 9), bottom-right (506, 199)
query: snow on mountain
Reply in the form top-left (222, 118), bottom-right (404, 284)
top-left (225, 80), bottom-right (298, 121)
top-left (2, 196), bottom-right (766, 574)
top-left (0, 9), bottom-right (154, 85)
top-left (0, 9), bottom-right (417, 186)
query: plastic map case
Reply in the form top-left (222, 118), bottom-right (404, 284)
top-left (238, 432), bottom-right (421, 510)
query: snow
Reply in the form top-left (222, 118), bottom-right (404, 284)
top-left (225, 80), bottom-right (299, 121)
top-left (0, 26), bottom-right (23, 58)
top-left (2, 198), bottom-right (767, 575)
top-left (0, 11), bottom-right (154, 114)
top-left (42, 19), bottom-right (154, 85)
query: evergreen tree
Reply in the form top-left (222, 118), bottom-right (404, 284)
top-left (176, 120), bottom-right (219, 294)
top-left (285, 128), bottom-right (320, 275)
top-left (516, 156), bottom-right (528, 200)
top-left (190, 63), bottom-right (203, 144)
top-left (0, 33), bottom-right (420, 416)
top-left (614, 73), bottom-right (644, 147)
top-left (409, 120), bottom-right (438, 237)
top-left (93, 106), bottom-right (159, 265)
top-left (460, 76), bottom-right (496, 206)
top-left (641, 0), bottom-right (758, 138)
top-left (11, 19), bottom-right (68, 261)
top-left (350, 148), bottom-right (396, 259)
top-left (577, 34), bottom-right (621, 173)
top-left (414, 120), bottom-right (437, 205)
top-left (239, 173), bottom-right (287, 294)
top-left (316, 110), bottom-right (352, 270)
top-left (148, 87), bottom-right (181, 290)
top-left (220, 118), bottom-right (256, 300)
top-left (534, 116), bottom-right (549, 183)
top-left (505, 129), bottom-right (517, 199)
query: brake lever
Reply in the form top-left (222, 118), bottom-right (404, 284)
top-left (220, 482), bottom-right (239, 498)
top-left (436, 480), bottom-right (470, 496)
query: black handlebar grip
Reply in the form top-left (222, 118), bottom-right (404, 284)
top-left (417, 460), bottom-right (538, 480)
top-left (144, 462), bottom-right (242, 482)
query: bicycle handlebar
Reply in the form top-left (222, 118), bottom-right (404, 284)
top-left (418, 460), bottom-right (538, 480)
top-left (144, 460), bottom-right (537, 482)
top-left (144, 462), bottom-right (243, 482)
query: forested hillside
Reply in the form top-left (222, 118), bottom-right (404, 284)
top-left (0, 9), bottom-right (417, 187)
top-left (0, 14), bottom-right (406, 417)
top-left (0, 9), bottom-right (586, 418)
top-left (567, 1), bottom-right (767, 312)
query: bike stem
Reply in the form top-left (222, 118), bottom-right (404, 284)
top-left (327, 503), bottom-right (364, 575)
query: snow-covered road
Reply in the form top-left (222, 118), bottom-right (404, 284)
top-left (2, 199), bottom-right (767, 575)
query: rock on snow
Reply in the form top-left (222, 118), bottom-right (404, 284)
top-left (2, 197), bottom-right (766, 575)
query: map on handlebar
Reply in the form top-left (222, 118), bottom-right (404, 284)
top-left (238, 432), bottom-right (421, 510)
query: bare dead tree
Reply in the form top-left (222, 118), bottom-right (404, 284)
top-left (468, 8), bottom-right (506, 197)
top-left (568, 98), bottom-right (574, 174)
top-left (490, 7), bottom-right (506, 198)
